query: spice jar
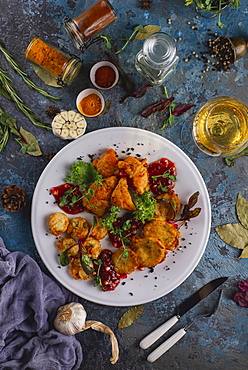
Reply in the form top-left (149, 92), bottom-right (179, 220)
top-left (63, 0), bottom-right (116, 50)
top-left (135, 32), bottom-right (179, 85)
top-left (25, 37), bottom-right (82, 86)
top-left (90, 61), bottom-right (119, 90)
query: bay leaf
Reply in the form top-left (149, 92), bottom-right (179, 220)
top-left (134, 25), bottom-right (161, 40)
top-left (236, 192), bottom-right (248, 230)
top-left (239, 245), bottom-right (248, 258)
top-left (19, 127), bottom-right (42, 156)
top-left (98, 100), bottom-right (112, 116)
top-left (215, 223), bottom-right (248, 249)
top-left (117, 305), bottom-right (144, 329)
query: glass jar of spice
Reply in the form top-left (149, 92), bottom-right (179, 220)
top-left (25, 37), bottom-right (82, 86)
top-left (135, 32), bottom-right (179, 85)
top-left (63, 0), bottom-right (116, 50)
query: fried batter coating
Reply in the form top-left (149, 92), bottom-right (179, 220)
top-left (83, 237), bottom-right (102, 259)
top-left (131, 236), bottom-right (167, 267)
top-left (91, 217), bottom-right (108, 240)
top-left (143, 216), bottom-right (181, 251)
top-left (155, 190), bottom-right (181, 220)
top-left (111, 177), bottom-right (136, 211)
top-left (69, 258), bottom-right (91, 280)
top-left (48, 212), bottom-right (69, 236)
top-left (112, 247), bottom-right (139, 274)
top-left (118, 156), bottom-right (149, 194)
top-left (93, 148), bottom-right (118, 177)
top-left (66, 217), bottom-right (90, 239)
top-left (82, 176), bottom-right (118, 217)
top-left (56, 237), bottom-right (77, 253)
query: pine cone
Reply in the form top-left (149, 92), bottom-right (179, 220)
top-left (1, 185), bottom-right (27, 212)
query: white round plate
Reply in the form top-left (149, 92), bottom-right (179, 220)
top-left (31, 127), bottom-right (211, 307)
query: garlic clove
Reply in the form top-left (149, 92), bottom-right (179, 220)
top-left (54, 302), bottom-right (87, 336)
top-left (60, 111), bottom-right (68, 121)
top-left (51, 110), bottom-right (87, 140)
top-left (74, 112), bottom-right (85, 122)
top-left (68, 110), bottom-right (76, 121)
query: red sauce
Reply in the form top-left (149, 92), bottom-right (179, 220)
top-left (94, 249), bottom-right (126, 291)
top-left (50, 183), bottom-right (84, 214)
top-left (148, 158), bottom-right (177, 195)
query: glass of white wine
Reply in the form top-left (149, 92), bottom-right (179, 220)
top-left (192, 96), bottom-right (248, 157)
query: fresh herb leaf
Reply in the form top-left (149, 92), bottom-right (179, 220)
top-left (141, 98), bottom-right (174, 118)
top-left (120, 83), bottom-right (153, 104)
top-left (133, 191), bottom-right (156, 224)
top-left (65, 161), bottom-right (103, 190)
top-left (102, 206), bottom-right (121, 231)
top-left (172, 104), bottom-right (195, 116)
top-left (175, 191), bottom-right (201, 223)
top-left (60, 249), bottom-right (70, 266)
top-left (116, 25), bottom-right (143, 54)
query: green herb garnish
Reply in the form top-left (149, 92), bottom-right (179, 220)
top-left (60, 249), bottom-right (71, 266)
top-left (133, 191), bottom-right (156, 224)
top-left (65, 161), bottom-right (103, 190)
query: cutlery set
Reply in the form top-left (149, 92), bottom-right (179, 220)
top-left (139, 277), bottom-right (228, 362)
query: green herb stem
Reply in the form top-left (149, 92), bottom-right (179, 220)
top-left (0, 41), bottom-right (61, 101)
top-left (116, 25), bottom-right (143, 55)
top-left (0, 67), bottom-right (51, 131)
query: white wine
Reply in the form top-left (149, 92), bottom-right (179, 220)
top-left (192, 97), bottom-right (248, 157)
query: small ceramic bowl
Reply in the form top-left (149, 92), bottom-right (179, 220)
top-left (76, 88), bottom-right (105, 117)
top-left (90, 61), bottom-right (119, 90)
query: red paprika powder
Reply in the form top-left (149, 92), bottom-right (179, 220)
top-left (95, 65), bottom-right (116, 88)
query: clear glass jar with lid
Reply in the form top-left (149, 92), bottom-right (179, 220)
top-left (135, 32), bottom-right (179, 85)
top-left (25, 37), bottom-right (82, 86)
top-left (63, 0), bottom-right (116, 50)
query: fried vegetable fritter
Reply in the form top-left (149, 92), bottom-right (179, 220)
top-left (118, 156), bottom-right (149, 194)
top-left (91, 217), bottom-right (108, 240)
top-left (112, 247), bottom-right (139, 274)
top-left (56, 237), bottom-right (77, 253)
top-left (69, 258), bottom-right (91, 280)
top-left (82, 176), bottom-right (118, 217)
top-left (66, 217), bottom-right (90, 239)
top-left (48, 212), bottom-right (69, 236)
top-left (143, 216), bottom-right (181, 251)
top-left (93, 148), bottom-right (118, 177)
top-left (131, 236), bottom-right (167, 267)
top-left (111, 177), bottom-right (136, 211)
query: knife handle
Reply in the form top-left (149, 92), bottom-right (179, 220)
top-left (139, 315), bottom-right (178, 349)
top-left (147, 328), bottom-right (186, 363)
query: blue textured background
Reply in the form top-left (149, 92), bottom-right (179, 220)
top-left (0, 1), bottom-right (248, 369)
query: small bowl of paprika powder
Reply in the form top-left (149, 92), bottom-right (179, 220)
top-left (90, 61), bottom-right (119, 90)
top-left (76, 88), bottom-right (105, 117)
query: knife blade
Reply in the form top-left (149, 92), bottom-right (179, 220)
top-left (139, 276), bottom-right (228, 350)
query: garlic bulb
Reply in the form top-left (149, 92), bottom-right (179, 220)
top-left (52, 110), bottom-right (87, 140)
top-left (54, 302), bottom-right (86, 335)
top-left (54, 302), bottom-right (119, 364)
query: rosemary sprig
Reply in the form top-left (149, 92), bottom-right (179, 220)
top-left (0, 67), bottom-right (51, 131)
top-left (0, 41), bottom-right (61, 101)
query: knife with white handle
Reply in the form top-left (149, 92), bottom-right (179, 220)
top-left (147, 328), bottom-right (186, 362)
top-left (139, 316), bottom-right (179, 349)
top-left (139, 277), bottom-right (228, 350)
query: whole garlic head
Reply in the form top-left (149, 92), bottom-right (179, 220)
top-left (54, 302), bottom-right (87, 336)
top-left (52, 110), bottom-right (87, 140)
